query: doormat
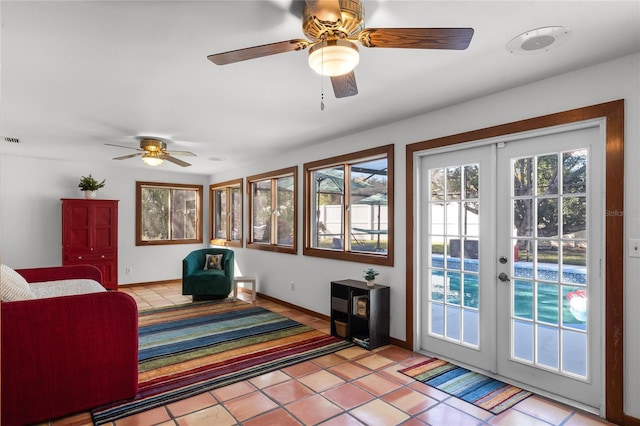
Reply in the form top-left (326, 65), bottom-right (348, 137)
top-left (399, 357), bottom-right (532, 415)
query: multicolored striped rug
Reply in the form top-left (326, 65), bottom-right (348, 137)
top-left (399, 357), bottom-right (532, 415)
top-left (92, 300), bottom-right (351, 424)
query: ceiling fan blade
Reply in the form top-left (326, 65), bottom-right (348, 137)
top-left (358, 28), bottom-right (474, 50)
top-left (208, 39), bottom-right (309, 65)
top-left (164, 155), bottom-right (192, 167)
top-left (331, 71), bottom-right (358, 98)
top-left (305, 0), bottom-right (342, 22)
top-left (165, 149), bottom-right (196, 157)
top-left (113, 153), bottom-right (142, 160)
top-left (105, 143), bottom-right (141, 151)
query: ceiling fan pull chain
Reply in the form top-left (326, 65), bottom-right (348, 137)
top-left (320, 46), bottom-right (325, 110)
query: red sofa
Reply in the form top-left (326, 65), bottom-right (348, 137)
top-left (1, 265), bottom-right (138, 425)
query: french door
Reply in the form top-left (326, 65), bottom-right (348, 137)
top-left (418, 122), bottom-right (604, 410)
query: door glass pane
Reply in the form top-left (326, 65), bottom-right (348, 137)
top-left (537, 154), bottom-right (558, 195)
top-left (562, 243), bottom-right (587, 281)
top-left (431, 168), bottom-right (445, 200)
top-left (562, 330), bottom-right (587, 377)
top-left (446, 167), bottom-right (461, 200)
top-left (537, 240), bottom-right (558, 270)
top-left (511, 149), bottom-right (588, 379)
top-left (446, 237), bottom-right (461, 270)
top-left (463, 273), bottom-right (478, 308)
top-left (513, 199), bottom-right (533, 237)
top-left (536, 325), bottom-right (559, 369)
top-left (446, 272), bottom-right (460, 304)
top-left (431, 236), bottom-right (445, 265)
top-left (537, 283), bottom-right (559, 325)
top-left (463, 310), bottom-right (479, 346)
top-left (463, 202), bottom-right (479, 237)
top-left (513, 157), bottom-right (534, 196)
top-left (514, 239), bottom-right (533, 275)
top-left (431, 270), bottom-right (445, 302)
top-left (537, 198), bottom-right (558, 237)
top-left (430, 303), bottom-right (444, 336)
top-left (514, 280), bottom-right (533, 320)
top-left (562, 197), bottom-right (586, 232)
top-left (430, 203), bottom-right (445, 235)
top-left (428, 163), bottom-right (480, 349)
top-left (513, 320), bottom-right (534, 362)
top-left (445, 306), bottom-right (461, 340)
top-left (562, 150), bottom-right (587, 194)
top-left (562, 286), bottom-right (587, 329)
top-left (464, 164), bottom-right (479, 199)
top-left (445, 203), bottom-right (460, 235)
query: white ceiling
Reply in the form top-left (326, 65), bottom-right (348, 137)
top-left (1, 1), bottom-right (639, 175)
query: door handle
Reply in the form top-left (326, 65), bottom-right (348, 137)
top-left (498, 272), bottom-right (511, 282)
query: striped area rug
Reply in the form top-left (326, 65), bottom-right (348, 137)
top-left (399, 357), bottom-right (532, 415)
top-left (92, 300), bottom-right (351, 424)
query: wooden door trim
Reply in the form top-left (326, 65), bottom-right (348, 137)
top-left (405, 100), bottom-right (626, 423)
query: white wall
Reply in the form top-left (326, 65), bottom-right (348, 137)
top-left (210, 53), bottom-right (640, 418)
top-left (0, 158), bottom-right (209, 284)
top-left (1, 53), bottom-right (638, 418)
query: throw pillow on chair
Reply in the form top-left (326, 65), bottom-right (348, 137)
top-left (204, 254), bottom-right (223, 270)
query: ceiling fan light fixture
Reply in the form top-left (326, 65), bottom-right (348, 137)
top-left (142, 151), bottom-right (164, 167)
top-left (308, 39), bottom-right (359, 77)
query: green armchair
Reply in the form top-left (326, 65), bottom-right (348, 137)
top-left (182, 248), bottom-right (234, 300)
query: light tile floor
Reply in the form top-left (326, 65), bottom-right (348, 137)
top-left (44, 281), bottom-right (614, 426)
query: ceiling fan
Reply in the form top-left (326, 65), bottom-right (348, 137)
top-left (207, 0), bottom-right (474, 98)
top-left (106, 138), bottom-right (196, 167)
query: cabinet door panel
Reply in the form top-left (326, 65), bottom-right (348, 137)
top-left (94, 227), bottom-right (116, 251)
top-left (62, 199), bottom-right (119, 290)
top-left (68, 228), bottom-right (91, 252)
top-left (70, 205), bottom-right (90, 226)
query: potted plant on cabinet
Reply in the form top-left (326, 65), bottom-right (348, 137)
top-left (363, 268), bottom-right (379, 287)
top-left (78, 174), bottom-right (106, 199)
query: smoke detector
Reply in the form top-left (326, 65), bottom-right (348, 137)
top-left (507, 26), bottom-right (571, 54)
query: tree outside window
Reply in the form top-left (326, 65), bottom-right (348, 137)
top-left (210, 179), bottom-right (243, 247)
top-left (247, 166), bottom-right (297, 254)
top-left (304, 144), bottom-right (394, 266)
top-left (136, 182), bottom-right (203, 245)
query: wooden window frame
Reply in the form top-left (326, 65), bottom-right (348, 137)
top-left (303, 144), bottom-right (394, 266)
top-left (247, 166), bottom-right (298, 254)
top-left (136, 181), bottom-right (203, 246)
top-left (209, 179), bottom-right (243, 248)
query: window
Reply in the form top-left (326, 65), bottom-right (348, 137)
top-left (210, 179), bottom-right (243, 247)
top-left (247, 166), bottom-right (297, 254)
top-left (136, 181), bottom-right (203, 245)
top-left (304, 144), bottom-right (393, 266)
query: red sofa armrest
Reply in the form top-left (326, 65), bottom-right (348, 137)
top-left (15, 264), bottom-right (103, 284)
top-left (1, 291), bottom-right (138, 425)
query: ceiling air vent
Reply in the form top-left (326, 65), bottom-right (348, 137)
top-left (3, 137), bottom-right (20, 143)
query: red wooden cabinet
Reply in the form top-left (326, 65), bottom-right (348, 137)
top-left (61, 199), bottom-right (119, 289)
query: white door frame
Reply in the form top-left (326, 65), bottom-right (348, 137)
top-left (405, 100), bottom-right (625, 422)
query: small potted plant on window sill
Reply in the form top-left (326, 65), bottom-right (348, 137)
top-left (363, 268), bottom-right (379, 287)
top-left (78, 174), bottom-right (106, 199)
